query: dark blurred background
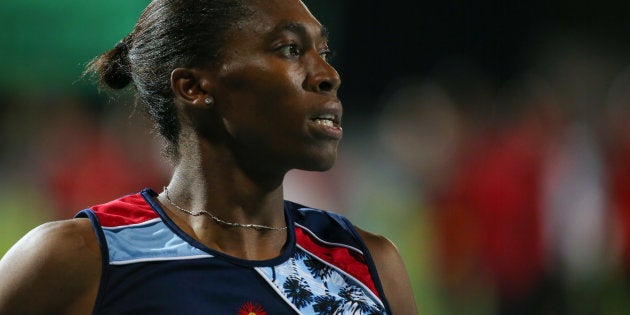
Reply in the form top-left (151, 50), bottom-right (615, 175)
top-left (3, 1), bottom-right (630, 313)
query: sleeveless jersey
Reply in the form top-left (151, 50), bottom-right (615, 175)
top-left (75, 188), bottom-right (392, 314)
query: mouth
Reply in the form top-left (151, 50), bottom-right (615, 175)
top-left (311, 113), bottom-right (341, 128)
top-left (309, 106), bottom-right (343, 140)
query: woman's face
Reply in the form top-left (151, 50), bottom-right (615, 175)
top-left (210, 0), bottom-right (342, 174)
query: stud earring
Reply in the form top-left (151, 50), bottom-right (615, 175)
top-left (204, 97), bottom-right (214, 105)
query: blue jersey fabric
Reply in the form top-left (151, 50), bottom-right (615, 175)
top-left (75, 188), bottom-right (392, 314)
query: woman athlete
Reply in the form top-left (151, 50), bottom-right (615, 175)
top-left (0, 0), bottom-right (417, 314)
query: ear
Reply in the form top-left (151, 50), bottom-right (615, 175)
top-left (170, 68), bottom-right (213, 108)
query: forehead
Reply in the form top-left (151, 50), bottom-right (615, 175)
top-left (237, 0), bottom-right (324, 38)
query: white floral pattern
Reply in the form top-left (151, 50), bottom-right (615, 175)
top-left (256, 248), bottom-right (386, 314)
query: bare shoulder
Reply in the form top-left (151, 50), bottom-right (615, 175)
top-left (0, 218), bottom-right (101, 315)
top-left (356, 227), bottom-right (418, 315)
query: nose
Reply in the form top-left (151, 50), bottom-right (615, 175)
top-left (305, 53), bottom-right (341, 94)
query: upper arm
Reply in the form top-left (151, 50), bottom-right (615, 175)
top-left (357, 227), bottom-right (418, 315)
top-left (0, 219), bottom-right (102, 315)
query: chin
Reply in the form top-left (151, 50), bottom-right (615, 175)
top-left (302, 162), bottom-right (335, 172)
top-left (296, 150), bottom-right (338, 172)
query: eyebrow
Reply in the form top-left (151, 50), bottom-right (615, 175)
top-left (271, 21), bottom-right (330, 41)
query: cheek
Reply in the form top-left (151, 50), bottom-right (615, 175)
top-left (219, 90), bottom-right (300, 155)
top-left (215, 60), bottom-right (325, 165)
top-left (219, 58), bottom-right (303, 96)
top-left (219, 63), bottom-right (305, 127)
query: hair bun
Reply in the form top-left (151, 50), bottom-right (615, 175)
top-left (102, 40), bottom-right (133, 89)
top-left (85, 35), bottom-right (133, 90)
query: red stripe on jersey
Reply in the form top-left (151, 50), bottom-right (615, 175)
top-left (295, 226), bottom-right (380, 298)
top-left (91, 193), bottom-right (159, 227)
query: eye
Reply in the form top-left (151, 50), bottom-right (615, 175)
top-left (278, 44), bottom-right (300, 58)
top-left (320, 48), bottom-right (335, 62)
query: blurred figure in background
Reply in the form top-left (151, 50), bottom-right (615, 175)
top-left (427, 72), bottom-right (558, 315)
top-left (602, 67), bottom-right (630, 312)
top-left (36, 97), bottom-right (167, 218)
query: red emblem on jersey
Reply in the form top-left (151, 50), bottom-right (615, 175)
top-left (238, 301), bottom-right (267, 315)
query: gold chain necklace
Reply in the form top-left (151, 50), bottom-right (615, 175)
top-left (162, 187), bottom-right (288, 231)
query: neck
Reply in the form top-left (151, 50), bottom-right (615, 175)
top-left (159, 136), bottom-right (289, 260)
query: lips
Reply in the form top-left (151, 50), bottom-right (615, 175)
top-left (312, 113), bottom-right (339, 128)
top-left (309, 103), bottom-right (343, 140)
top-left (310, 101), bottom-right (342, 125)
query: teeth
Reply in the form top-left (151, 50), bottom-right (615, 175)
top-left (315, 119), bottom-right (334, 127)
top-left (317, 114), bottom-right (335, 120)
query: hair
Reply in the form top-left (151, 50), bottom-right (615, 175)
top-left (85, 0), bottom-right (251, 160)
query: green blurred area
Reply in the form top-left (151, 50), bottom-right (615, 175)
top-left (0, 0), bottom-right (148, 254)
top-left (0, 1), bottom-right (149, 92)
top-left (0, 183), bottom-right (51, 256)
